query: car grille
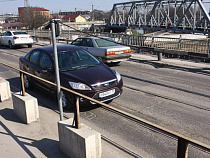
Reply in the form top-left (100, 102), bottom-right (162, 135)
top-left (91, 79), bottom-right (117, 90)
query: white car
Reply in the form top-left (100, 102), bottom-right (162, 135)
top-left (71, 36), bottom-right (131, 64)
top-left (0, 31), bottom-right (33, 49)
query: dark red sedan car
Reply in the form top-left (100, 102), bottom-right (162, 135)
top-left (19, 45), bottom-right (123, 109)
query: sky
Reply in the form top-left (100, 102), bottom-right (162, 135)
top-left (0, 0), bottom-right (210, 15)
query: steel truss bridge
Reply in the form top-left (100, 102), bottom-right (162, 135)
top-left (107, 0), bottom-right (210, 34)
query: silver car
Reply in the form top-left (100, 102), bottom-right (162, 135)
top-left (71, 36), bottom-right (131, 64)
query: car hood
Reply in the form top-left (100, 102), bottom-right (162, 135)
top-left (60, 64), bottom-right (116, 87)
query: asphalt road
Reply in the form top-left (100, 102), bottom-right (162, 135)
top-left (0, 44), bottom-right (210, 158)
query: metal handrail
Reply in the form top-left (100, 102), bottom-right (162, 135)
top-left (0, 61), bottom-right (210, 158)
top-left (27, 30), bottom-right (210, 55)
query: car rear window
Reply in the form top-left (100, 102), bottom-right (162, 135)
top-left (95, 38), bottom-right (118, 47)
top-left (13, 32), bottom-right (28, 35)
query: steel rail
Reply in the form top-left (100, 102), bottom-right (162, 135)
top-left (124, 84), bottom-right (210, 111)
top-left (0, 61), bottom-right (210, 157)
top-left (1, 48), bottom-right (209, 111)
top-left (4, 73), bottom-right (143, 158)
top-left (35, 96), bottom-right (144, 158)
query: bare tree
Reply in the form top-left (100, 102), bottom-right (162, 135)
top-left (21, 7), bottom-right (50, 29)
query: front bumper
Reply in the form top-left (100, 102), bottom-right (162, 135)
top-left (77, 81), bottom-right (123, 104)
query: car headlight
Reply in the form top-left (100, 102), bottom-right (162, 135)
top-left (115, 71), bottom-right (122, 82)
top-left (69, 82), bottom-right (91, 90)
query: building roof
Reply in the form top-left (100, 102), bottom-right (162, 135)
top-left (31, 7), bottom-right (49, 11)
top-left (62, 14), bottom-right (80, 19)
top-left (18, 7), bottom-right (49, 12)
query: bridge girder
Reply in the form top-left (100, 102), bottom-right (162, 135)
top-left (107, 0), bottom-right (210, 34)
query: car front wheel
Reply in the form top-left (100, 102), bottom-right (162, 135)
top-left (61, 90), bottom-right (75, 110)
top-left (23, 74), bottom-right (33, 89)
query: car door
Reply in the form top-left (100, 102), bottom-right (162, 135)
top-left (38, 51), bottom-right (55, 93)
top-left (25, 50), bottom-right (41, 84)
top-left (79, 38), bottom-right (102, 57)
top-left (85, 38), bottom-right (106, 57)
top-left (4, 31), bottom-right (12, 46)
top-left (1, 32), bottom-right (8, 45)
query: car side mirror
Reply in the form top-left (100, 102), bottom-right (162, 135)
top-left (97, 57), bottom-right (102, 62)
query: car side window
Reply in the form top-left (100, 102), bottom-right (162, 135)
top-left (30, 51), bottom-right (40, 64)
top-left (72, 39), bottom-right (82, 46)
top-left (24, 52), bottom-right (31, 60)
top-left (39, 52), bottom-right (53, 68)
top-left (86, 39), bottom-right (93, 47)
top-left (5, 32), bottom-right (12, 36)
top-left (81, 39), bottom-right (90, 47)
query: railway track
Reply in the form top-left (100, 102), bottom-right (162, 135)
top-left (122, 74), bottom-right (210, 111)
top-left (1, 46), bottom-right (210, 112)
top-left (1, 46), bottom-right (210, 157)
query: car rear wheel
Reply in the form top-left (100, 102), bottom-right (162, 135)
top-left (23, 74), bottom-right (34, 89)
top-left (28, 44), bottom-right (32, 48)
top-left (61, 90), bottom-right (75, 110)
top-left (8, 41), bottom-right (14, 49)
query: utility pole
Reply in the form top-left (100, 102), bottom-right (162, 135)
top-left (92, 4), bottom-right (94, 22)
top-left (24, 0), bottom-right (29, 7)
top-left (50, 19), bottom-right (63, 121)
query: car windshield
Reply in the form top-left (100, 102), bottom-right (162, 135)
top-left (13, 31), bottom-right (28, 35)
top-left (58, 49), bottom-right (100, 71)
top-left (95, 38), bottom-right (118, 47)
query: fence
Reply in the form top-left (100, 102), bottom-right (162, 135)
top-left (27, 30), bottom-right (210, 56)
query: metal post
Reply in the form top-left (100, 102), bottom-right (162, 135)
top-left (75, 96), bottom-right (81, 129)
top-left (177, 137), bottom-right (189, 158)
top-left (50, 20), bottom-right (63, 121)
top-left (152, 33), bottom-right (154, 48)
top-left (20, 72), bottom-right (25, 96)
top-left (208, 40), bottom-right (210, 58)
top-left (179, 35), bottom-right (182, 50)
top-left (158, 52), bottom-right (162, 61)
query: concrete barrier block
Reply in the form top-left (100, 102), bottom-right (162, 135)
top-left (12, 92), bottom-right (39, 124)
top-left (0, 78), bottom-right (11, 102)
top-left (58, 118), bottom-right (102, 158)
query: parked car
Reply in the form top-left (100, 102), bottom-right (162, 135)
top-left (0, 30), bottom-right (33, 48)
top-left (19, 45), bottom-right (123, 109)
top-left (71, 36), bottom-right (131, 64)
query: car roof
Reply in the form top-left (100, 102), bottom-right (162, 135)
top-left (33, 44), bottom-right (82, 55)
top-left (10, 30), bottom-right (27, 33)
top-left (79, 36), bottom-right (111, 40)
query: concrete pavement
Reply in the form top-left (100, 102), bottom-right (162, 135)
top-left (0, 97), bottom-right (136, 158)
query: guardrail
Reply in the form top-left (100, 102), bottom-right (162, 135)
top-left (0, 61), bottom-right (210, 158)
top-left (27, 30), bottom-right (210, 58)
